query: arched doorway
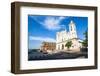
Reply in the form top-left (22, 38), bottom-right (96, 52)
top-left (62, 44), bottom-right (64, 50)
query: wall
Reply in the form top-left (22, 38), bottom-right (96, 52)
top-left (0, 0), bottom-right (100, 76)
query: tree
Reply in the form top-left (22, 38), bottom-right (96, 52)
top-left (65, 41), bottom-right (72, 50)
top-left (82, 30), bottom-right (88, 47)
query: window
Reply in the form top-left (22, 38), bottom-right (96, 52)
top-left (71, 26), bottom-right (73, 31)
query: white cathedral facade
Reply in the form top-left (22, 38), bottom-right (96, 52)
top-left (56, 20), bottom-right (82, 52)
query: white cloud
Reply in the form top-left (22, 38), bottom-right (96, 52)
top-left (30, 16), bottom-right (66, 31)
top-left (43, 17), bottom-right (66, 30)
top-left (59, 16), bottom-right (66, 20)
top-left (29, 36), bottom-right (56, 42)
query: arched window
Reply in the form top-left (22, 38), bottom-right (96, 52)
top-left (71, 26), bottom-right (73, 31)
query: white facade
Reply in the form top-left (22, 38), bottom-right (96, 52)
top-left (56, 20), bottom-right (82, 51)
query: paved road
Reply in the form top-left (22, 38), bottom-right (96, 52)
top-left (28, 50), bottom-right (88, 61)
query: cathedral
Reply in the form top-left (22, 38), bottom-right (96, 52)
top-left (56, 20), bottom-right (82, 52)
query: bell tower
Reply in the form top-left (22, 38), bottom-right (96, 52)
top-left (69, 20), bottom-right (77, 39)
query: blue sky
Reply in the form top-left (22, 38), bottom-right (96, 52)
top-left (28, 15), bottom-right (88, 49)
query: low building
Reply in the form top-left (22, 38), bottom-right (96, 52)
top-left (40, 42), bottom-right (56, 53)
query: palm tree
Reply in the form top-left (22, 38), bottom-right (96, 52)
top-left (65, 41), bottom-right (72, 51)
